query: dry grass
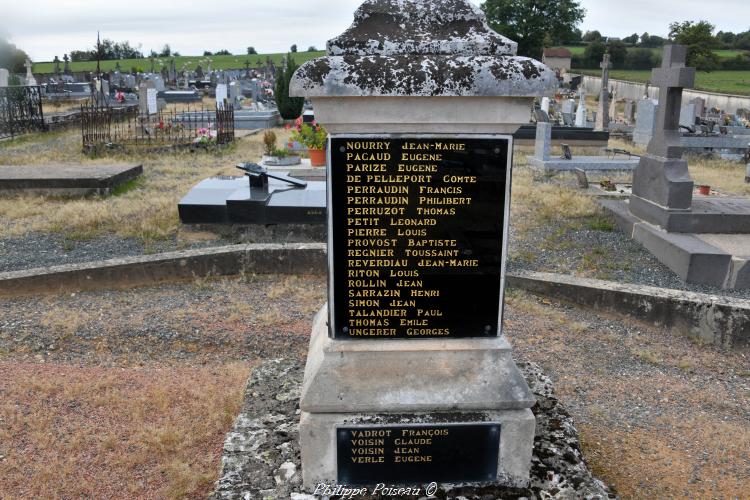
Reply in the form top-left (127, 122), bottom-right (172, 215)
top-left (0, 361), bottom-right (251, 498)
top-left (0, 127), bottom-right (293, 242)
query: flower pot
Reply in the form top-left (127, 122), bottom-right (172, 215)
top-left (308, 148), bottom-right (326, 167)
top-left (697, 185), bottom-right (711, 196)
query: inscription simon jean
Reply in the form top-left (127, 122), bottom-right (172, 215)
top-left (330, 136), bottom-right (510, 340)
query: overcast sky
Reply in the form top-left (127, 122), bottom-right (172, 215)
top-left (2, 0), bottom-right (749, 61)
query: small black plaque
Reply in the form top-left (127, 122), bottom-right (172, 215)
top-left (330, 136), bottom-right (511, 339)
top-left (336, 423), bottom-right (500, 485)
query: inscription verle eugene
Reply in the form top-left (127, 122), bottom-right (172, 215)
top-left (337, 423), bottom-right (501, 485)
top-left (330, 136), bottom-right (511, 339)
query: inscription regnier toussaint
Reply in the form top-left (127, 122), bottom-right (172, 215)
top-left (330, 136), bottom-right (511, 340)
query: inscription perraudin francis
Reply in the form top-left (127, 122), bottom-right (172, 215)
top-left (330, 136), bottom-right (511, 340)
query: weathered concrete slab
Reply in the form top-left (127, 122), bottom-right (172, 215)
top-left (603, 199), bottom-right (735, 287)
top-left (630, 195), bottom-right (750, 234)
top-left (527, 155), bottom-right (639, 172)
top-left (507, 269), bottom-right (750, 349)
top-left (0, 164), bottom-right (143, 196)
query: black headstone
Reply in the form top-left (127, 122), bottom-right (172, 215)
top-left (329, 136), bottom-right (511, 339)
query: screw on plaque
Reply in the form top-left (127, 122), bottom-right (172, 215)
top-left (343, 327), bottom-right (349, 334)
top-left (339, 146), bottom-right (346, 153)
top-left (494, 148), bottom-right (501, 154)
top-left (484, 325), bottom-right (492, 333)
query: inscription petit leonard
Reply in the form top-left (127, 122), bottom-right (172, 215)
top-left (335, 137), bottom-right (506, 339)
top-left (348, 427), bottom-right (450, 466)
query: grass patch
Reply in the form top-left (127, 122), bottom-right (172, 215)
top-left (578, 69), bottom-right (750, 96)
top-left (0, 126), bottom-right (293, 243)
top-left (0, 362), bottom-right (251, 498)
top-left (586, 216), bottom-right (615, 232)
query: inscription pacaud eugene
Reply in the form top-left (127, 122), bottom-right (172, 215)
top-left (337, 423), bottom-right (501, 485)
top-left (330, 136), bottom-right (511, 339)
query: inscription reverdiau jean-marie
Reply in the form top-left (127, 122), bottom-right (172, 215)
top-left (330, 136), bottom-right (511, 340)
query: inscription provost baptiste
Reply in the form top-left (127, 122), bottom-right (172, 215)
top-left (330, 136), bottom-right (510, 339)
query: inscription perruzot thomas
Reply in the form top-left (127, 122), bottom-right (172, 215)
top-left (330, 136), bottom-right (511, 339)
top-left (337, 423), bottom-right (501, 485)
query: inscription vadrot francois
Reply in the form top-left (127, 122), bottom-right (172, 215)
top-left (337, 423), bottom-right (501, 485)
top-left (329, 135), bottom-right (512, 340)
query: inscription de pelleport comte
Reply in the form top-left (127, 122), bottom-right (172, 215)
top-left (330, 136), bottom-right (511, 340)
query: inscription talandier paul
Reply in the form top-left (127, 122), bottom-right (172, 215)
top-left (330, 137), bottom-right (510, 340)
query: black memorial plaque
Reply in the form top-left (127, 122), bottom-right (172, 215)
top-left (336, 423), bottom-right (501, 485)
top-left (330, 136), bottom-right (512, 339)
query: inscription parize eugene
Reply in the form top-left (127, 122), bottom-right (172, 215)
top-left (330, 136), bottom-right (511, 339)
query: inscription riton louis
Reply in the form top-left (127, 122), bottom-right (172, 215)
top-left (329, 135), bottom-right (512, 340)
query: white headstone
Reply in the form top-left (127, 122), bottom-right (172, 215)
top-left (540, 97), bottom-right (550, 114)
top-left (216, 83), bottom-right (228, 109)
top-left (24, 59), bottom-right (37, 86)
top-left (153, 75), bottom-right (165, 92)
top-left (147, 88), bottom-right (158, 115)
top-left (561, 99), bottom-right (575, 115)
top-left (575, 99), bottom-right (587, 127)
top-left (0, 68), bottom-right (8, 87)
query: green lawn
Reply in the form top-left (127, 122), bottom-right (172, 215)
top-left (563, 46), bottom-right (747, 59)
top-left (33, 51), bottom-right (326, 74)
top-left (579, 69), bottom-right (750, 96)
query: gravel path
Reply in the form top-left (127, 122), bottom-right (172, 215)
top-left (0, 225), bottom-right (325, 273)
top-left (507, 210), bottom-right (750, 301)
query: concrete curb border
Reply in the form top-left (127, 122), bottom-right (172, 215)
top-left (507, 270), bottom-right (750, 349)
top-left (0, 243), bottom-right (327, 298)
top-left (3, 243), bottom-right (748, 348)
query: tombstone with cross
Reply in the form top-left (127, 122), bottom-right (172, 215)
top-left (594, 53), bottom-right (610, 131)
top-left (630, 44), bottom-right (696, 220)
top-left (24, 59), bottom-right (37, 86)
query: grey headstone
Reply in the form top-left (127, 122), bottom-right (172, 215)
top-left (534, 122), bottom-right (552, 160)
top-left (561, 99), bottom-right (575, 115)
top-left (0, 68), bottom-right (8, 87)
top-left (595, 54), bottom-right (611, 131)
top-left (633, 99), bottom-right (658, 147)
top-left (680, 103), bottom-right (697, 128)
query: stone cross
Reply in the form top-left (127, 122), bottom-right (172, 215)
top-left (24, 59), bottom-right (37, 86)
top-left (595, 53), bottom-right (611, 130)
top-left (53, 56), bottom-right (61, 75)
top-left (63, 54), bottom-right (70, 74)
top-left (648, 44), bottom-right (696, 158)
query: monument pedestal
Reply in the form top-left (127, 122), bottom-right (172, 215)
top-left (299, 306), bottom-right (536, 488)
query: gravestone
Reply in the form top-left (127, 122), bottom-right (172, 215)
top-left (229, 81), bottom-right (242, 110)
top-left (633, 99), bottom-right (658, 147)
top-left (152, 75), bottom-right (165, 92)
top-left (540, 96), bottom-right (550, 114)
top-left (534, 122), bottom-right (552, 160)
top-left (24, 59), bottom-right (37, 86)
top-left (624, 99), bottom-right (635, 124)
top-left (216, 83), bottom-right (228, 109)
top-left (691, 97), bottom-right (705, 119)
top-left (680, 102), bottom-right (698, 128)
top-left (608, 90), bottom-right (617, 122)
top-left (0, 68), bottom-right (8, 87)
top-left (604, 45), bottom-right (750, 289)
top-left (290, 0), bottom-right (556, 489)
top-left (561, 98), bottom-right (575, 115)
top-left (63, 54), bottom-right (70, 74)
top-left (138, 81), bottom-right (157, 115)
top-left (595, 53), bottom-right (611, 131)
top-left (575, 96), bottom-right (587, 127)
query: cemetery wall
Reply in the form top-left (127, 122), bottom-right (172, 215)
top-left (581, 75), bottom-right (750, 113)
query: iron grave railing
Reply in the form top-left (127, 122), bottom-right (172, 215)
top-left (80, 104), bottom-right (235, 153)
top-left (0, 86), bottom-right (46, 140)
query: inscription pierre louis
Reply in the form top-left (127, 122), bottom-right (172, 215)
top-left (330, 136), bottom-right (510, 340)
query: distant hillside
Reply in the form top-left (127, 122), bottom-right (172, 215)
top-left (32, 51), bottom-right (326, 74)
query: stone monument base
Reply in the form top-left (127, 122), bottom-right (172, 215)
top-left (299, 306), bottom-right (536, 488)
top-left (602, 199), bottom-right (750, 288)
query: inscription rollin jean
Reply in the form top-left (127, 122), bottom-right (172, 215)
top-left (330, 136), bottom-right (511, 339)
top-left (337, 423), bottom-right (501, 485)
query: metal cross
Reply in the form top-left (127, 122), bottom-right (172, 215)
top-left (648, 44), bottom-right (696, 158)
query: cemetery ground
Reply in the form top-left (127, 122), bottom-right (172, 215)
top-left (0, 273), bottom-right (748, 498)
top-left (1, 129), bottom-right (750, 497)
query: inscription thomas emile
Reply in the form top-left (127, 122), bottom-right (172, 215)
top-left (330, 136), bottom-right (510, 340)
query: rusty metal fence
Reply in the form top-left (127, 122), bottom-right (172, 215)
top-left (0, 86), bottom-right (46, 140)
top-left (81, 104), bottom-right (234, 152)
